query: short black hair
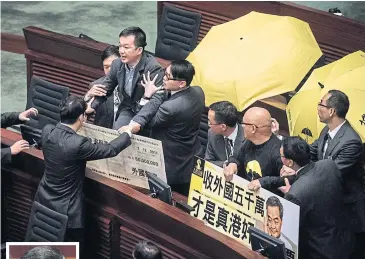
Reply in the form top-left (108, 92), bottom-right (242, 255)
top-left (282, 136), bottom-right (311, 167)
top-left (266, 196), bottom-right (283, 220)
top-left (21, 246), bottom-right (64, 259)
top-left (170, 60), bottom-right (195, 86)
top-left (326, 89), bottom-right (350, 119)
top-left (101, 45), bottom-right (120, 62)
top-left (59, 95), bottom-right (87, 124)
top-left (133, 241), bottom-right (162, 259)
top-left (209, 101), bottom-right (238, 127)
top-left (119, 26), bottom-right (147, 50)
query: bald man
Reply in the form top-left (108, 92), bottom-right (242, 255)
top-left (223, 107), bottom-right (283, 195)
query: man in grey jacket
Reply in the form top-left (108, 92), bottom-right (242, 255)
top-left (87, 27), bottom-right (164, 129)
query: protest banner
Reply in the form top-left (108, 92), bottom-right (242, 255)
top-left (78, 123), bottom-right (166, 189)
top-left (188, 157), bottom-right (299, 259)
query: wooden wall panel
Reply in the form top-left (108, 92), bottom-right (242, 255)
top-left (158, 1), bottom-right (365, 64)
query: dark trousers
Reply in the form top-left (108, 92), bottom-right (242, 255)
top-left (350, 232), bottom-right (365, 259)
top-left (170, 183), bottom-right (190, 197)
top-left (113, 110), bottom-right (134, 129)
top-left (65, 227), bottom-right (85, 259)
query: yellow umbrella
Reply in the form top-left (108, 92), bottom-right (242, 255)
top-left (286, 50), bottom-right (365, 143)
top-left (186, 11), bottom-right (322, 111)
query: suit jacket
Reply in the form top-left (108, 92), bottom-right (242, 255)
top-left (1, 112), bottom-right (22, 164)
top-left (133, 86), bottom-right (205, 184)
top-left (89, 76), bottom-right (114, 129)
top-left (91, 52), bottom-right (164, 120)
top-left (34, 123), bottom-right (131, 228)
top-left (204, 124), bottom-right (244, 167)
top-left (310, 121), bottom-right (365, 232)
top-left (285, 160), bottom-right (354, 259)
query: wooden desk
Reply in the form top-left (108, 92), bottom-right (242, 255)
top-left (1, 128), bottom-right (265, 259)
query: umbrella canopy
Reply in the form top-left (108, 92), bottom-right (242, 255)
top-left (186, 11), bottom-right (322, 111)
top-left (286, 50), bottom-right (365, 143)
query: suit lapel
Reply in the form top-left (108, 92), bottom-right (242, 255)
top-left (234, 123), bottom-right (244, 153)
top-left (318, 127), bottom-right (329, 159)
top-left (116, 63), bottom-right (126, 95)
top-left (295, 161), bottom-right (315, 180)
top-left (324, 122), bottom-right (348, 159)
top-left (130, 53), bottom-right (147, 97)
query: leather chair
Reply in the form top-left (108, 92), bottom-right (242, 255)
top-left (155, 4), bottom-right (201, 60)
top-left (25, 201), bottom-right (68, 242)
top-left (25, 76), bottom-right (69, 130)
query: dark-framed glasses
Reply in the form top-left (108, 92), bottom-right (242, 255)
top-left (317, 102), bottom-right (331, 109)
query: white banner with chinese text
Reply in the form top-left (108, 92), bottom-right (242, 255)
top-left (79, 123), bottom-right (166, 189)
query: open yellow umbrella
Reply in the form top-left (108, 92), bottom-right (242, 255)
top-left (286, 50), bottom-right (365, 143)
top-left (186, 11), bottom-right (322, 111)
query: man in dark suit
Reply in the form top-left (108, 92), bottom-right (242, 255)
top-left (1, 108), bottom-right (38, 164)
top-left (205, 101), bottom-right (244, 167)
top-left (280, 90), bottom-right (365, 258)
top-left (33, 96), bottom-right (132, 258)
top-left (127, 60), bottom-right (205, 196)
top-left (87, 27), bottom-right (164, 129)
top-left (281, 137), bottom-right (354, 259)
top-left (311, 90), bottom-right (365, 258)
top-left (84, 45), bottom-right (120, 128)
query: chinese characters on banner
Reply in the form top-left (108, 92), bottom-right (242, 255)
top-left (78, 123), bottom-right (167, 189)
top-left (188, 157), bottom-right (300, 259)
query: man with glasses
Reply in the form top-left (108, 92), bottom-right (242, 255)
top-left (205, 101), bottom-right (244, 167)
top-left (223, 107), bottom-right (283, 195)
top-left (279, 90), bottom-right (365, 258)
top-left (86, 27), bottom-right (164, 129)
top-left (126, 60), bottom-right (205, 196)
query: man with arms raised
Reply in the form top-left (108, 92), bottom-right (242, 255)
top-left (127, 60), bottom-right (205, 196)
top-left (84, 45), bottom-right (120, 128)
top-left (87, 27), bottom-right (164, 129)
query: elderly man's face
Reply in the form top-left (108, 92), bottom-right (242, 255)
top-left (267, 205), bottom-right (283, 238)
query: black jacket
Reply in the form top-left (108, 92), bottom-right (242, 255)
top-left (285, 160), bottom-right (354, 259)
top-left (89, 76), bottom-right (114, 129)
top-left (310, 121), bottom-right (365, 233)
top-left (91, 52), bottom-right (164, 119)
top-left (1, 112), bottom-right (22, 164)
top-left (133, 86), bottom-right (205, 184)
top-left (34, 123), bottom-right (131, 228)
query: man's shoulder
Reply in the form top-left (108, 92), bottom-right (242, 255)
top-left (142, 52), bottom-right (162, 69)
top-left (341, 122), bottom-right (362, 142)
top-left (90, 76), bottom-right (106, 87)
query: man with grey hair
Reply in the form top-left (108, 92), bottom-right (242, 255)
top-left (20, 246), bottom-right (64, 259)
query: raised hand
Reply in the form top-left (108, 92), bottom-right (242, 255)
top-left (86, 85), bottom-right (107, 100)
top-left (141, 71), bottom-right (161, 98)
top-left (19, 108), bottom-right (38, 121)
top-left (278, 178), bottom-right (291, 194)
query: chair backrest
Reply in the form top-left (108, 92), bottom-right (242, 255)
top-left (25, 201), bottom-right (68, 242)
top-left (155, 4), bottom-right (201, 60)
top-left (26, 76), bottom-right (69, 129)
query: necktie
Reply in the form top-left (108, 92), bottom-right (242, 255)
top-left (224, 137), bottom-right (233, 159)
top-left (323, 133), bottom-right (332, 158)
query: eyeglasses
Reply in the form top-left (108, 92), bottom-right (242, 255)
top-left (241, 122), bottom-right (271, 128)
top-left (317, 102), bottom-right (331, 109)
top-left (208, 121), bottom-right (221, 126)
top-left (164, 70), bottom-right (185, 82)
